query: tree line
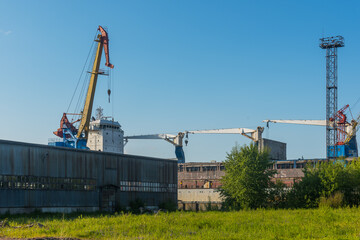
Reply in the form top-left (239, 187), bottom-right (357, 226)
top-left (220, 143), bottom-right (360, 210)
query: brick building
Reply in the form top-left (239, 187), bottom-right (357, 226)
top-left (177, 160), bottom-right (310, 210)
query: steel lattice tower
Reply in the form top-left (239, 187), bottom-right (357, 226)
top-left (319, 36), bottom-right (344, 158)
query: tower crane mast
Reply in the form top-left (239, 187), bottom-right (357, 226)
top-left (320, 36), bottom-right (344, 158)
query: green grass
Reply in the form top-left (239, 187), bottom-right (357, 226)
top-left (1, 208), bottom-right (360, 239)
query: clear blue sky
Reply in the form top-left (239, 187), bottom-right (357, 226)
top-left (1, 0), bottom-right (359, 162)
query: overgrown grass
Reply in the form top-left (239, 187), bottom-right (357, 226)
top-left (1, 208), bottom-right (360, 239)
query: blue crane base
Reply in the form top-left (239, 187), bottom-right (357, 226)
top-left (327, 138), bottom-right (358, 158)
top-left (175, 146), bottom-right (185, 163)
top-left (48, 139), bottom-right (89, 150)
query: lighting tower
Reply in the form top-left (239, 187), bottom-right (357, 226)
top-left (319, 36), bottom-right (344, 158)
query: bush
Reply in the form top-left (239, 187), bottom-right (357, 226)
top-left (319, 191), bottom-right (344, 208)
top-left (159, 199), bottom-right (177, 212)
top-left (267, 180), bottom-right (288, 209)
top-left (129, 198), bottom-right (145, 214)
top-left (287, 159), bottom-right (360, 208)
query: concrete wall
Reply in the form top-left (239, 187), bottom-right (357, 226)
top-left (178, 189), bottom-right (223, 202)
top-left (178, 201), bottom-right (222, 211)
top-left (0, 140), bottom-right (177, 214)
top-left (258, 138), bottom-right (286, 160)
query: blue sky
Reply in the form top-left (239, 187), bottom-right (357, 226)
top-left (0, 0), bottom-right (359, 162)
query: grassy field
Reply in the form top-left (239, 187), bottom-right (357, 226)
top-left (1, 208), bottom-right (360, 239)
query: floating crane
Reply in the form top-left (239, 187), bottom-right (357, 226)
top-left (264, 105), bottom-right (359, 158)
top-left (124, 127), bottom-right (264, 163)
top-left (52, 26), bottom-right (114, 149)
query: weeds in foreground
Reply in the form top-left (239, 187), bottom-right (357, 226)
top-left (1, 208), bottom-right (360, 239)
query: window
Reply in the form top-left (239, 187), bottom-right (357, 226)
top-left (202, 166), bottom-right (217, 171)
top-left (186, 167), bottom-right (200, 172)
top-left (118, 180), bottom-right (177, 193)
top-left (0, 175), bottom-right (96, 191)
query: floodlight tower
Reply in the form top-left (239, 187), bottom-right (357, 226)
top-left (319, 36), bottom-right (344, 158)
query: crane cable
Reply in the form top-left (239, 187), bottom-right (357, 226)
top-left (66, 30), bottom-right (98, 118)
top-left (351, 95), bottom-right (360, 113)
top-left (110, 67), bottom-right (114, 118)
top-left (349, 107), bottom-right (354, 121)
top-left (73, 38), bottom-right (98, 123)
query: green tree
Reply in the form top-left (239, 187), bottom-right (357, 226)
top-left (287, 159), bottom-right (360, 208)
top-left (220, 143), bottom-right (276, 209)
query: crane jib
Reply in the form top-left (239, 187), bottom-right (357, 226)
top-left (53, 25), bottom-right (115, 149)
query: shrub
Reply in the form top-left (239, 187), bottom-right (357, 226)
top-left (129, 198), bottom-right (145, 214)
top-left (287, 159), bottom-right (360, 208)
top-left (319, 191), bottom-right (344, 208)
top-left (159, 199), bottom-right (177, 212)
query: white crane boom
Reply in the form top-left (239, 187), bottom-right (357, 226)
top-left (125, 134), bottom-right (177, 140)
top-left (124, 126), bottom-right (264, 163)
top-left (263, 119), bottom-right (327, 126)
top-left (186, 128), bottom-right (256, 134)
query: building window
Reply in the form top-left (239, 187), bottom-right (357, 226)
top-left (0, 175), bottom-right (96, 191)
top-left (118, 181), bottom-right (176, 193)
top-left (186, 167), bottom-right (200, 172)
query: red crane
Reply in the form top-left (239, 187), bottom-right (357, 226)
top-left (330, 104), bottom-right (349, 145)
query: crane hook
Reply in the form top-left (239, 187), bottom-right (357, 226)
top-left (185, 132), bottom-right (189, 146)
top-left (107, 89), bottom-right (111, 103)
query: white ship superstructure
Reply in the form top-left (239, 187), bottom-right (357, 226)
top-left (87, 117), bottom-right (124, 154)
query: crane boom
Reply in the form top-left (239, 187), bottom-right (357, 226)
top-left (77, 26), bottom-right (114, 140)
top-left (124, 127), bottom-right (264, 163)
top-left (187, 128), bottom-right (255, 134)
top-left (263, 119), bottom-right (327, 126)
top-left (187, 127), bottom-right (263, 141)
top-left (125, 134), bottom-right (177, 140)
top-left (98, 26), bottom-right (114, 69)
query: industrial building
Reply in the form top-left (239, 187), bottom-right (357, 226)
top-left (177, 160), bottom-right (307, 210)
top-left (178, 162), bottom-right (224, 210)
top-left (0, 139), bottom-right (177, 214)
